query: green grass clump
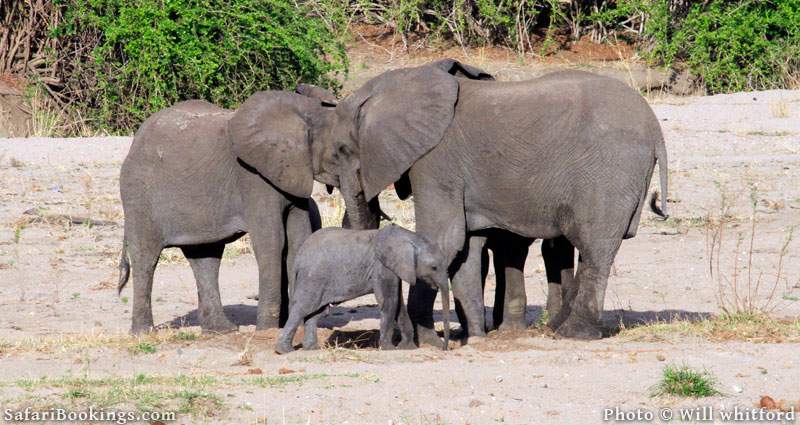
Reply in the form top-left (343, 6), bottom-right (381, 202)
top-left (131, 342), bottom-right (157, 354)
top-left (653, 365), bottom-right (719, 398)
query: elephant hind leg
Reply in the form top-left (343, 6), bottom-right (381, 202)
top-left (556, 236), bottom-right (622, 340)
top-left (542, 235), bottom-right (575, 329)
top-left (127, 237), bottom-right (162, 335)
top-left (182, 243), bottom-right (237, 333)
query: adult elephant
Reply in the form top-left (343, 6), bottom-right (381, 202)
top-left (311, 59), bottom-right (668, 341)
top-left (118, 87), bottom-right (332, 334)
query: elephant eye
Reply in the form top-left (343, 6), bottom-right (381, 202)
top-left (432, 265), bottom-right (438, 271)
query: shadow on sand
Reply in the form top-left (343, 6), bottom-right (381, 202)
top-left (162, 303), bottom-right (713, 340)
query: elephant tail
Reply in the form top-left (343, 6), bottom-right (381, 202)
top-left (117, 238), bottom-right (130, 295)
top-left (650, 138), bottom-right (669, 219)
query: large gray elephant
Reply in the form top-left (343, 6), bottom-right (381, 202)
top-left (118, 89), bottom-right (331, 334)
top-left (308, 60), bottom-right (669, 341)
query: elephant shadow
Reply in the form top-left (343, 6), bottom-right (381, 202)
top-left (163, 303), bottom-right (402, 330)
top-left (162, 304), bottom-right (710, 340)
top-left (602, 309), bottom-right (714, 336)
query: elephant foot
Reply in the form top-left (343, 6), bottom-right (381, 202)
top-left (556, 316), bottom-right (603, 340)
top-left (466, 335), bottom-right (487, 344)
top-left (200, 316), bottom-right (237, 334)
top-left (303, 342), bottom-right (320, 351)
top-left (498, 316), bottom-right (527, 331)
top-left (545, 283), bottom-right (563, 320)
top-left (415, 326), bottom-right (443, 348)
top-left (379, 340), bottom-right (397, 350)
top-left (130, 320), bottom-right (154, 335)
top-left (256, 316), bottom-right (280, 330)
top-left (275, 340), bottom-right (295, 354)
top-left (397, 339), bottom-right (416, 350)
top-left (547, 308), bottom-right (569, 331)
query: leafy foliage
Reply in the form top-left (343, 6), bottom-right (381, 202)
top-left (661, 0), bottom-right (800, 93)
top-left (57, 0), bottom-right (347, 131)
top-left (585, 0), bottom-right (800, 93)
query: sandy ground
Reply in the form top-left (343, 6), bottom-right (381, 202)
top-left (0, 87), bottom-right (799, 424)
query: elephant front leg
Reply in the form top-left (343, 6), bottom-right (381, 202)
top-left (249, 217), bottom-right (286, 330)
top-left (451, 235), bottom-right (488, 341)
top-left (376, 280), bottom-right (400, 350)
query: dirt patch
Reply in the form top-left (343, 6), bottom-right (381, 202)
top-left (1, 78), bottom-right (799, 422)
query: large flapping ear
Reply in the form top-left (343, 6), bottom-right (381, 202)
top-left (295, 83), bottom-right (338, 106)
top-left (228, 91), bottom-right (317, 198)
top-left (430, 58), bottom-right (495, 80)
top-left (375, 225), bottom-right (417, 284)
top-left (345, 63), bottom-right (460, 201)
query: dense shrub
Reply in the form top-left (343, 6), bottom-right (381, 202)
top-left (56, 0), bottom-right (347, 131)
top-left (660, 0), bottom-right (800, 93)
top-left (567, 0), bottom-right (800, 93)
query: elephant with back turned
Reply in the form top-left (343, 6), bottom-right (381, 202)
top-left (309, 60), bottom-right (668, 341)
top-left (118, 87), bottom-right (334, 334)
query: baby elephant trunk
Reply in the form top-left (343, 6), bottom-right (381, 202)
top-left (437, 279), bottom-right (450, 351)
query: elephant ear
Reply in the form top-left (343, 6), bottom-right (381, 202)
top-left (350, 64), bottom-right (460, 200)
top-left (430, 58), bottom-right (495, 80)
top-left (295, 83), bottom-right (338, 106)
top-left (375, 225), bottom-right (417, 284)
top-left (229, 91), bottom-right (315, 198)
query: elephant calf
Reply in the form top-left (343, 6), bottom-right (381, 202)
top-left (275, 225), bottom-right (450, 354)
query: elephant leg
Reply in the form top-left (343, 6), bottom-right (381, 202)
top-left (556, 237), bottom-right (621, 340)
top-left (248, 212), bottom-right (286, 330)
top-left (396, 290), bottom-right (415, 349)
top-left (407, 170), bottom-right (466, 347)
top-left (542, 235), bottom-right (575, 328)
top-left (498, 235), bottom-right (531, 331)
top-left (375, 277), bottom-right (400, 350)
top-left (302, 312), bottom-right (321, 350)
top-left (451, 235), bottom-right (488, 341)
top-left (181, 243), bottom-right (236, 333)
top-left (286, 202), bottom-right (314, 298)
top-left (128, 237), bottom-right (161, 335)
top-left (276, 304), bottom-right (305, 354)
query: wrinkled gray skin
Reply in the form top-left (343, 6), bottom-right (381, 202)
top-left (309, 60), bottom-right (669, 342)
top-left (118, 88), bottom-right (332, 334)
top-left (396, 180), bottom-right (573, 337)
top-left (275, 224), bottom-right (450, 353)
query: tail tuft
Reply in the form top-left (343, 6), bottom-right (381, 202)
top-left (118, 242), bottom-right (130, 295)
top-left (649, 191), bottom-right (669, 220)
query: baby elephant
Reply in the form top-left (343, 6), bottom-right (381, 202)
top-left (276, 224), bottom-right (450, 353)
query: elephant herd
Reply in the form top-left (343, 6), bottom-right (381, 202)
top-left (117, 59), bottom-right (668, 350)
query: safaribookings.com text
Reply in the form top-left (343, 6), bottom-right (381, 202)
top-left (4, 407), bottom-right (176, 424)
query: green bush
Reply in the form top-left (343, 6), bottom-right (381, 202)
top-left (58, 0), bottom-right (347, 132)
top-left (588, 0), bottom-right (800, 93)
top-left (662, 0), bottom-right (800, 93)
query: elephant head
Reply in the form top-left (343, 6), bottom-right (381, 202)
top-left (227, 83), bottom-right (343, 196)
top-left (375, 224), bottom-right (451, 350)
top-left (311, 59), bottom-right (493, 229)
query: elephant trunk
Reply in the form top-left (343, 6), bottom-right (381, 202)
top-left (438, 279), bottom-right (450, 351)
top-left (340, 171), bottom-right (380, 230)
